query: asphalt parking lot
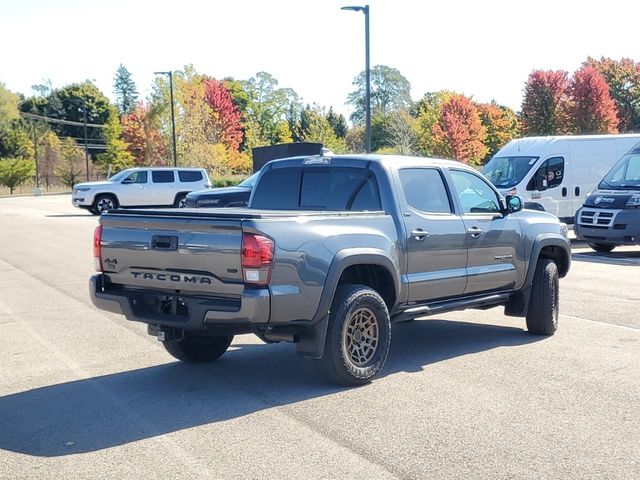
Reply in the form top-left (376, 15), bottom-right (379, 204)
top-left (0, 194), bottom-right (638, 479)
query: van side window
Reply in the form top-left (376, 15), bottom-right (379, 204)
top-left (527, 157), bottom-right (564, 190)
top-left (152, 171), bottom-right (175, 183)
top-left (178, 170), bottom-right (203, 182)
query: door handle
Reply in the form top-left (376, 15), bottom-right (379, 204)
top-left (411, 229), bottom-right (429, 240)
top-left (467, 226), bottom-right (483, 238)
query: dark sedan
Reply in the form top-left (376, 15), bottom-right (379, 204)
top-left (183, 172), bottom-right (258, 208)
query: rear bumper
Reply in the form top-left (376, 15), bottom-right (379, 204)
top-left (89, 274), bottom-right (270, 330)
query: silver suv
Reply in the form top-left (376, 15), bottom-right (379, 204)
top-left (72, 167), bottom-right (211, 214)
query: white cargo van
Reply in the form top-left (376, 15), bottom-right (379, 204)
top-left (482, 135), bottom-right (640, 222)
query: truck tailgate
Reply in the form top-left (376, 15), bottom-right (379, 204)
top-left (99, 211), bottom-right (244, 297)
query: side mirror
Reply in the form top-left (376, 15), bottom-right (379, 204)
top-left (534, 174), bottom-right (547, 191)
top-left (505, 195), bottom-right (523, 214)
top-left (121, 178), bottom-right (133, 184)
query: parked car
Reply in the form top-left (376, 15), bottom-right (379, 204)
top-left (575, 144), bottom-right (640, 252)
top-left (89, 154), bottom-right (571, 386)
top-left (482, 134), bottom-right (640, 223)
top-left (183, 172), bottom-right (258, 208)
top-left (72, 167), bottom-right (211, 214)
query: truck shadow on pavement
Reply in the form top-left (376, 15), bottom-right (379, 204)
top-left (571, 250), bottom-right (640, 267)
top-left (0, 319), bottom-right (541, 457)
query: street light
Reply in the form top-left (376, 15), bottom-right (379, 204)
top-left (341, 4), bottom-right (371, 154)
top-left (154, 70), bottom-right (178, 167)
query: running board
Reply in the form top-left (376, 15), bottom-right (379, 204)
top-left (393, 292), bottom-right (511, 322)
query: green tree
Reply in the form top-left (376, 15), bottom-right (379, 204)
top-left (96, 106), bottom-right (134, 173)
top-left (0, 83), bottom-right (34, 159)
top-left (347, 65), bottom-right (413, 124)
top-left (326, 107), bottom-right (348, 138)
top-left (0, 158), bottom-right (35, 194)
top-left (21, 82), bottom-right (111, 159)
top-left (297, 106), bottom-right (346, 153)
top-left (113, 64), bottom-right (138, 116)
top-left (56, 137), bottom-right (84, 187)
top-left (345, 125), bottom-right (365, 153)
top-left (240, 72), bottom-right (301, 148)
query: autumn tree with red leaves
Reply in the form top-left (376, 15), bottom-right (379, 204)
top-left (520, 70), bottom-right (570, 136)
top-left (203, 79), bottom-right (243, 151)
top-left (121, 104), bottom-right (165, 166)
top-left (584, 57), bottom-right (640, 131)
top-left (431, 94), bottom-right (487, 165)
top-left (566, 65), bottom-right (619, 134)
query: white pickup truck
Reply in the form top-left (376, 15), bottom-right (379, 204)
top-left (72, 167), bottom-right (211, 214)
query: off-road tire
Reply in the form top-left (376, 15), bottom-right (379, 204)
top-left (588, 243), bottom-right (615, 253)
top-left (93, 194), bottom-right (118, 215)
top-left (318, 284), bottom-right (391, 386)
top-left (162, 334), bottom-right (234, 363)
top-left (526, 259), bottom-right (559, 335)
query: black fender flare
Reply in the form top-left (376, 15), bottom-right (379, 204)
top-left (296, 249), bottom-right (400, 358)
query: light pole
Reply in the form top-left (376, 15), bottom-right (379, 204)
top-left (341, 4), bottom-right (371, 154)
top-left (154, 70), bottom-right (178, 166)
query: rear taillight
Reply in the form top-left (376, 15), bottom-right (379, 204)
top-left (241, 233), bottom-right (274, 286)
top-left (93, 225), bottom-right (103, 272)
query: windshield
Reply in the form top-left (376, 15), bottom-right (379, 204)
top-left (482, 156), bottom-right (539, 189)
top-left (238, 171), bottom-right (259, 188)
top-left (108, 168), bottom-right (135, 182)
top-left (599, 153), bottom-right (640, 189)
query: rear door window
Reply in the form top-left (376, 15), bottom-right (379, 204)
top-left (399, 168), bottom-right (451, 214)
top-left (152, 170), bottom-right (175, 183)
top-left (178, 170), bottom-right (203, 182)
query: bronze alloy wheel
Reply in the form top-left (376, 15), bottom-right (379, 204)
top-left (341, 306), bottom-right (379, 367)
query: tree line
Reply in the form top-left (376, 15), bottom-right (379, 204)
top-left (1, 56), bottom-right (639, 193)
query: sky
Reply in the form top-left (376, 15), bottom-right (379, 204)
top-left (1, 0), bottom-right (639, 119)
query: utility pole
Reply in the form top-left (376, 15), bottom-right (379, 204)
top-left (31, 120), bottom-right (42, 195)
top-left (82, 101), bottom-right (90, 181)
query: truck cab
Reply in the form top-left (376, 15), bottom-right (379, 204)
top-left (575, 146), bottom-right (640, 252)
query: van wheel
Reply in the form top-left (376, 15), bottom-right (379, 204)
top-left (317, 284), bottom-right (391, 386)
top-left (588, 243), bottom-right (615, 253)
top-left (526, 259), bottom-right (559, 335)
top-left (174, 193), bottom-right (187, 208)
top-left (93, 194), bottom-right (118, 214)
top-left (162, 334), bottom-right (234, 363)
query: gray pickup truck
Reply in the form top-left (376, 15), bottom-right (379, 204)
top-left (90, 155), bottom-right (571, 385)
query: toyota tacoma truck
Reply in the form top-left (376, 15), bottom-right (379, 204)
top-left (90, 155), bottom-right (571, 386)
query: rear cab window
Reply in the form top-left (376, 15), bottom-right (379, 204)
top-left (251, 167), bottom-right (381, 211)
top-left (152, 171), bottom-right (175, 183)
